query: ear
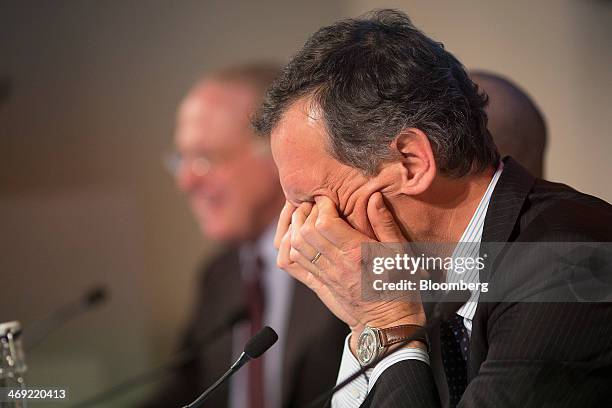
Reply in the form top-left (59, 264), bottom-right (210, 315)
top-left (391, 128), bottom-right (436, 195)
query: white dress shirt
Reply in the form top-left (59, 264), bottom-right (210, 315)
top-left (332, 164), bottom-right (504, 407)
top-left (229, 221), bottom-right (294, 408)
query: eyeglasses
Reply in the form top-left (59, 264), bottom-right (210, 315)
top-left (163, 151), bottom-right (214, 177)
top-left (163, 142), bottom-right (270, 178)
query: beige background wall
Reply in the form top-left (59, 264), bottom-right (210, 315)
top-left (1, 1), bottom-right (610, 406)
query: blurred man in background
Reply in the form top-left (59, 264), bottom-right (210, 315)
top-left (142, 63), bottom-right (346, 408)
top-left (471, 71), bottom-right (547, 178)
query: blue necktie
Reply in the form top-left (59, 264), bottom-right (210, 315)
top-left (440, 313), bottom-right (469, 408)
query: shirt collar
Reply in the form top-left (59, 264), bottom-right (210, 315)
top-left (452, 162), bottom-right (504, 323)
top-left (458, 161), bottom-right (504, 244)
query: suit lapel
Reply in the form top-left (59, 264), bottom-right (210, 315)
top-left (481, 157), bottom-right (535, 258)
top-left (468, 157), bottom-right (535, 381)
top-left (479, 158), bottom-right (535, 298)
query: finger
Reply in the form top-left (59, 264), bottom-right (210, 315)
top-left (299, 204), bottom-right (342, 260)
top-left (314, 195), bottom-right (370, 249)
top-left (283, 223), bottom-right (332, 287)
top-left (277, 227), bottom-right (312, 285)
top-left (290, 245), bottom-right (324, 277)
top-left (300, 202), bottom-right (314, 217)
top-left (274, 201), bottom-right (296, 249)
top-left (291, 204), bottom-right (321, 260)
top-left (289, 206), bottom-right (344, 288)
top-left (289, 239), bottom-right (337, 288)
top-left (367, 192), bottom-right (407, 242)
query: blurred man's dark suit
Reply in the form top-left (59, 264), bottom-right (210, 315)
top-left (362, 157), bottom-right (612, 407)
top-left (141, 248), bottom-right (347, 408)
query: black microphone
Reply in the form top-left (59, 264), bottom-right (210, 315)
top-left (307, 290), bottom-right (471, 408)
top-left (68, 308), bottom-right (248, 408)
top-left (183, 326), bottom-right (279, 408)
top-left (24, 286), bottom-right (109, 351)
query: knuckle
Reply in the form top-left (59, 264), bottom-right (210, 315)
top-left (292, 233), bottom-right (305, 250)
top-left (379, 216), bottom-right (393, 227)
top-left (289, 247), bottom-right (300, 263)
top-left (345, 247), bottom-right (363, 264)
top-left (277, 255), bottom-right (289, 269)
top-left (300, 222), bottom-right (315, 239)
top-left (314, 217), bottom-right (331, 232)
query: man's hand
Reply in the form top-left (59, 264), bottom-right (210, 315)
top-left (275, 193), bottom-right (425, 354)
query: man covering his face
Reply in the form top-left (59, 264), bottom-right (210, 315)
top-left (253, 9), bottom-right (612, 408)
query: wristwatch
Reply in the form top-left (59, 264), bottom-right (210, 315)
top-left (356, 324), bottom-right (428, 366)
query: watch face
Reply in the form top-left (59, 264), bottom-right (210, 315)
top-left (357, 327), bottom-right (379, 366)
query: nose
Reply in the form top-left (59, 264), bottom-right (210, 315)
top-left (176, 164), bottom-right (197, 192)
top-left (176, 157), bottom-right (212, 193)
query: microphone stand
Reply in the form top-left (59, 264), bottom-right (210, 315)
top-left (182, 326), bottom-right (278, 408)
top-left (182, 352), bottom-right (251, 408)
top-left (24, 287), bottom-right (108, 352)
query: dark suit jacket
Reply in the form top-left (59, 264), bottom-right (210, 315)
top-left (140, 248), bottom-right (348, 408)
top-left (362, 157), bottom-right (612, 407)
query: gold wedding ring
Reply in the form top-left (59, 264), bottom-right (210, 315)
top-left (311, 252), bottom-right (322, 264)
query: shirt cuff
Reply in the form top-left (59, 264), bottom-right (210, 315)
top-left (332, 334), bottom-right (370, 408)
top-left (332, 334), bottom-right (430, 407)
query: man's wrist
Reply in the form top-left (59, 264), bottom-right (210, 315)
top-left (349, 314), bottom-right (427, 356)
top-left (366, 314), bottom-right (426, 330)
top-left (348, 334), bottom-right (428, 361)
top-left (349, 330), bottom-right (360, 355)
top-left (401, 340), bottom-right (428, 351)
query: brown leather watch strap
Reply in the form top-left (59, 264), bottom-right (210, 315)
top-left (378, 324), bottom-right (428, 349)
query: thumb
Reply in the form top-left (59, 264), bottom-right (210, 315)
top-left (367, 192), bottom-right (406, 242)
